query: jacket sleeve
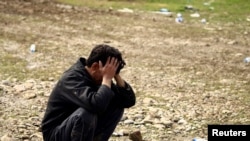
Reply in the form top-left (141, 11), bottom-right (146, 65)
top-left (113, 81), bottom-right (136, 108)
top-left (59, 75), bottom-right (115, 115)
top-left (78, 85), bottom-right (115, 114)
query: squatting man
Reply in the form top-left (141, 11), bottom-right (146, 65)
top-left (41, 44), bottom-right (136, 141)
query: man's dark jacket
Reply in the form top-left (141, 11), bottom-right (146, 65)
top-left (41, 57), bottom-right (136, 132)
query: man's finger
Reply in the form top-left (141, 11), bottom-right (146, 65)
top-left (114, 58), bottom-right (118, 66)
top-left (107, 57), bottom-right (111, 64)
top-left (99, 60), bottom-right (103, 68)
top-left (110, 57), bottom-right (116, 65)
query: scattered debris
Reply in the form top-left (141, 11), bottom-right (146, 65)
top-left (190, 13), bottom-right (200, 18)
top-left (117, 8), bottom-right (134, 13)
top-left (175, 13), bottom-right (184, 23)
top-left (184, 5), bottom-right (199, 12)
top-left (185, 5), bottom-right (194, 10)
top-left (30, 44), bottom-right (36, 53)
top-left (153, 8), bottom-right (173, 17)
top-left (201, 18), bottom-right (207, 24)
top-left (243, 57), bottom-right (250, 63)
top-left (203, 2), bottom-right (211, 6)
top-left (203, 2), bottom-right (214, 10)
top-left (160, 8), bottom-right (168, 12)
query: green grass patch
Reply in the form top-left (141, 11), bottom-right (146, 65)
top-left (0, 53), bottom-right (63, 81)
top-left (56, 0), bottom-right (250, 24)
top-left (56, 0), bottom-right (194, 12)
top-left (0, 54), bottom-right (28, 80)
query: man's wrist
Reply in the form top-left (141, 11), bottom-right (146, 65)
top-left (114, 74), bottom-right (125, 87)
top-left (102, 78), bottom-right (112, 88)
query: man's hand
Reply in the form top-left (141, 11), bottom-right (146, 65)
top-left (114, 74), bottom-right (125, 87)
top-left (100, 57), bottom-right (119, 88)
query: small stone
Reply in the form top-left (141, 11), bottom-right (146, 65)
top-left (124, 119), bottom-right (134, 124)
top-left (1, 134), bottom-right (12, 141)
top-left (129, 130), bottom-right (143, 141)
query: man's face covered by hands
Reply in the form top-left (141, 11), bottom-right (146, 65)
top-left (92, 56), bottom-right (125, 85)
top-left (86, 44), bottom-right (126, 84)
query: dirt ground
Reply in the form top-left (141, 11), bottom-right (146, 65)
top-left (0, 0), bottom-right (250, 141)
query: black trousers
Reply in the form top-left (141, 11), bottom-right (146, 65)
top-left (43, 107), bottom-right (124, 141)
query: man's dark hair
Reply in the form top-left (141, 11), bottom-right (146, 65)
top-left (86, 44), bottom-right (126, 74)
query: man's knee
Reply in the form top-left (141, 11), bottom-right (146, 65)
top-left (69, 108), bottom-right (98, 140)
top-left (73, 108), bottom-right (97, 127)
